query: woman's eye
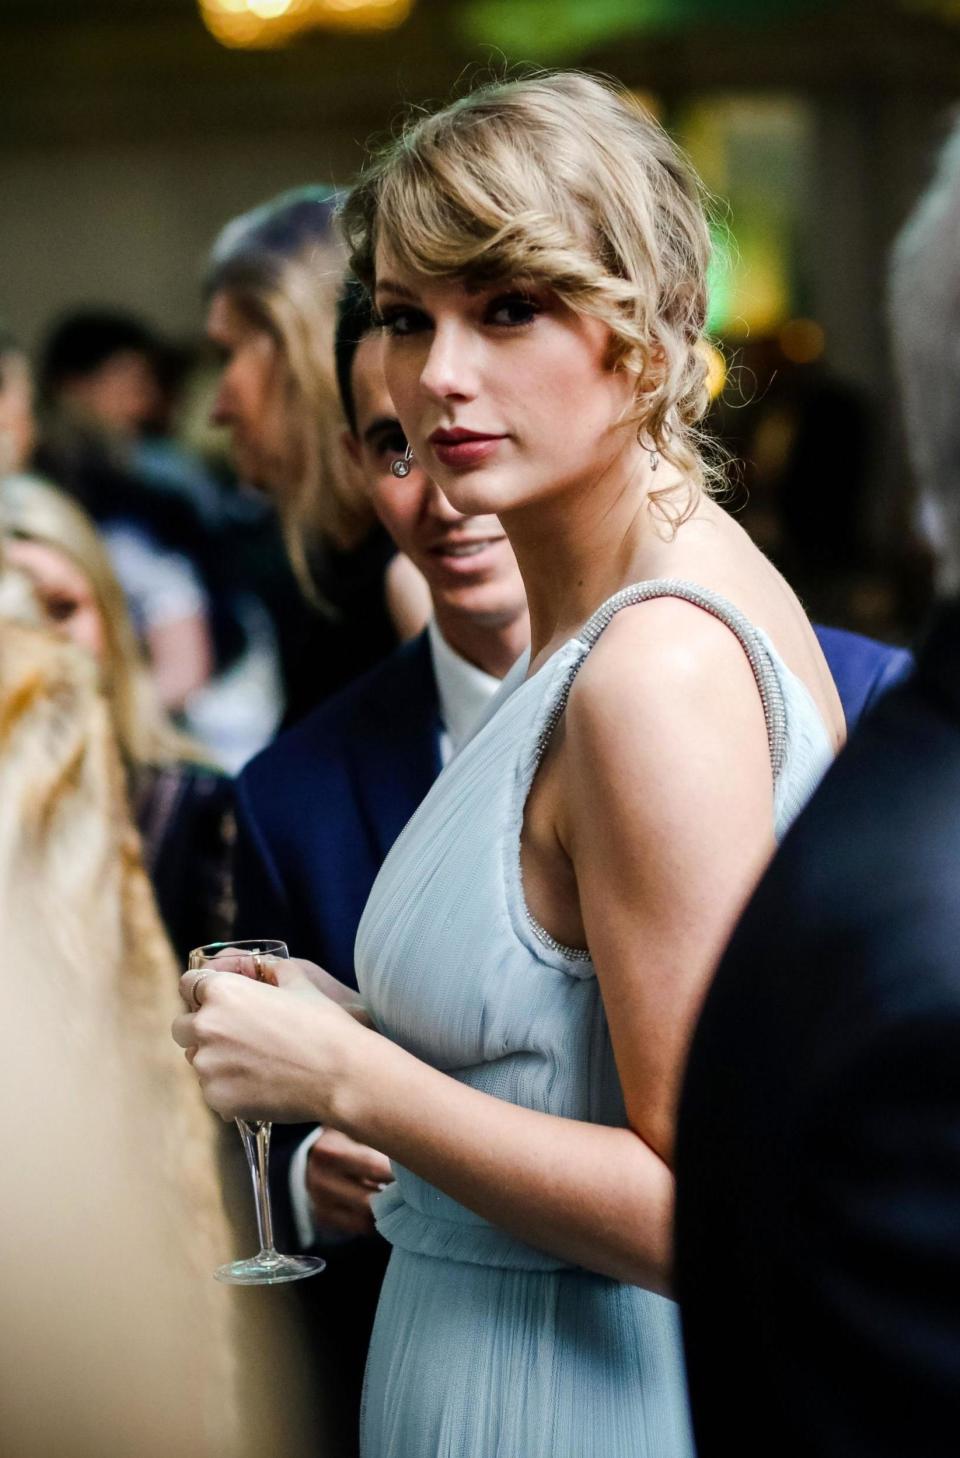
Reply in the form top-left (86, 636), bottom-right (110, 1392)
top-left (45, 598), bottom-right (78, 623)
top-left (377, 307), bottom-right (429, 337)
top-left (487, 294), bottom-right (541, 328)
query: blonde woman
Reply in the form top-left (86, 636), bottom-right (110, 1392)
top-left (0, 473), bottom-right (233, 957)
top-left (204, 187), bottom-right (429, 720)
top-left (0, 609), bottom-right (238, 1456)
top-left (176, 73), bottom-right (845, 1456)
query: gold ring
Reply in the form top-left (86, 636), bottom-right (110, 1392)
top-left (191, 972), bottom-right (209, 1011)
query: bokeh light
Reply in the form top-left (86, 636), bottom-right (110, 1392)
top-left (198, 0), bottom-right (412, 48)
top-left (778, 317), bottom-right (826, 365)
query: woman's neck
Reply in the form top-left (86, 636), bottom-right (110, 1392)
top-left (504, 458), bottom-right (694, 667)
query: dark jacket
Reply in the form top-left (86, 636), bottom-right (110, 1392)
top-left (134, 762), bottom-right (233, 963)
top-left (234, 631), bottom-right (440, 987)
top-left (675, 603), bottom-right (960, 1458)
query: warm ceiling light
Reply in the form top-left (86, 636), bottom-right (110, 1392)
top-left (316, 0), bottom-right (413, 26)
top-left (249, 0), bottom-right (295, 17)
top-left (199, 0), bottom-right (412, 47)
top-left (199, 0), bottom-right (313, 47)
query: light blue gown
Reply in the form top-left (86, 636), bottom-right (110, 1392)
top-left (355, 581), bottom-right (834, 1458)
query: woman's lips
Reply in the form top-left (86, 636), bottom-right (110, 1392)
top-left (429, 433), bottom-right (504, 469)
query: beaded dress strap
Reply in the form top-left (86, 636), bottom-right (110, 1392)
top-left (535, 578), bottom-right (787, 780)
top-left (522, 580), bottom-right (789, 965)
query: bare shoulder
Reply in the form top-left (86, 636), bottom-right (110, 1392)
top-left (567, 595), bottom-right (765, 753)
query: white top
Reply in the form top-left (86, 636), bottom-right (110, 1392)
top-left (427, 617), bottom-right (502, 764)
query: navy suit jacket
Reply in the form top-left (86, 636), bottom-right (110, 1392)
top-left (232, 620), bottom-right (911, 1251)
top-left (675, 603), bottom-right (959, 1458)
top-left (234, 632), bottom-right (441, 989)
top-left (815, 624), bottom-right (912, 733)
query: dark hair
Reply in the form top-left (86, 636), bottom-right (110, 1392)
top-left (203, 184), bottom-right (339, 304)
top-left (38, 310), bottom-right (159, 398)
top-left (334, 278), bottom-right (377, 436)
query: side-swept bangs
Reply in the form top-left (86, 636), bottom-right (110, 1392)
top-left (341, 72), bottom-right (722, 518)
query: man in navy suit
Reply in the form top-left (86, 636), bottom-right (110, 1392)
top-left (232, 283), bottom-right (910, 1448)
top-left (675, 128), bottom-right (960, 1456)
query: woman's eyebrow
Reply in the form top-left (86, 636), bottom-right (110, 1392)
top-left (374, 278), bottom-right (419, 301)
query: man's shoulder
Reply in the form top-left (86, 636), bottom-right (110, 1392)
top-left (756, 668), bottom-right (960, 939)
top-left (239, 633), bottom-right (436, 794)
top-left (814, 623), bottom-right (913, 724)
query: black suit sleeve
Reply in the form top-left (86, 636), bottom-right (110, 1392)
top-left (799, 1005), bottom-right (960, 1457)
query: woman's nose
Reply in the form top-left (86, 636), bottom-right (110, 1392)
top-left (419, 322), bottom-right (476, 403)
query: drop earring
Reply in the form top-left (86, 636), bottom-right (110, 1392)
top-left (638, 423), bottom-right (663, 473)
top-left (391, 444), bottom-right (414, 479)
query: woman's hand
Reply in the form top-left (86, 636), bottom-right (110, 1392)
top-left (279, 957), bottom-right (376, 1027)
top-left (172, 969), bottom-right (368, 1124)
top-left (182, 951), bottom-right (374, 1025)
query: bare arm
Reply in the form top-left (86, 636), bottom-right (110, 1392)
top-left (562, 602), bottom-right (776, 1162)
top-left (175, 603), bottom-right (779, 1289)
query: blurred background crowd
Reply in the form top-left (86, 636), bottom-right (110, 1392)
top-left (2, 1), bottom-right (959, 1454)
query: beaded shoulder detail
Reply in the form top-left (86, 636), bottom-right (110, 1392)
top-left (523, 578), bottom-right (788, 964)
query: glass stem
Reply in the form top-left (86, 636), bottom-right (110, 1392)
top-left (237, 1119), bottom-right (278, 1258)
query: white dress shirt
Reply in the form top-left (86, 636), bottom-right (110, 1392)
top-left (289, 620), bottom-right (503, 1248)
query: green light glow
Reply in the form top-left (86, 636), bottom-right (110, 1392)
top-left (460, 0), bottom-right (828, 61)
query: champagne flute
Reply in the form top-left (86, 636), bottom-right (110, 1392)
top-left (188, 939), bottom-right (326, 1285)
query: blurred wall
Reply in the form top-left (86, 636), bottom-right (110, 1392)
top-left (0, 131), bottom-right (366, 347)
top-left (1, 1), bottom-right (957, 359)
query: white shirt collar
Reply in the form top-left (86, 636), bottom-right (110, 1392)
top-left (427, 617), bottom-right (501, 762)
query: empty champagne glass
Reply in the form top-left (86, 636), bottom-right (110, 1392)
top-left (188, 939), bottom-right (326, 1285)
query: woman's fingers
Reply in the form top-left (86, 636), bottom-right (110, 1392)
top-left (274, 958), bottom-right (358, 1008)
top-left (178, 966), bottom-right (226, 1009)
top-left (170, 972), bottom-right (357, 1125)
top-left (171, 1010), bottom-right (198, 1049)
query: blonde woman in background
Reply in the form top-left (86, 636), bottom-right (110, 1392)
top-left (204, 186), bottom-right (430, 724)
top-left (0, 473), bottom-right (233, 958)
top-left (0, 600), bottom-right (237, 1457)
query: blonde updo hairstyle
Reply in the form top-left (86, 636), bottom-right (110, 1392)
top-left (341, 71), bottom-right (717, 525)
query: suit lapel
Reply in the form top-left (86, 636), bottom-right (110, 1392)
top-left (348, 632), bottom-right (443, 863)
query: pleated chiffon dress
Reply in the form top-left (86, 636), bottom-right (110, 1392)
top-left (355, 579), bottom-right (835, 1458)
